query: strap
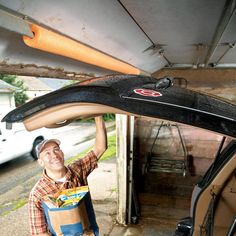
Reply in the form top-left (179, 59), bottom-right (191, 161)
top-left (200, 193), bottom-right (216, 236)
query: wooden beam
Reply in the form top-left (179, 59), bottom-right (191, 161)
top-left (153, 68), bottom-right (236, 88)
top-left (0, 63), bottom-right (93, 81)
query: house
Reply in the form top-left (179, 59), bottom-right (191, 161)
top-left (16, 76), bottom-right (52, 101)
top-left (0, 80), bottom-right (17, 116)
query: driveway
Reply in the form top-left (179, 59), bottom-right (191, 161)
top-left (0, 121), bottom-right (117, 236)
top-left (0, 157), bottom-right (117, 236)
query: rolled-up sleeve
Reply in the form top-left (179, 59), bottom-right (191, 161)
top-left (69, 150), bottom-right (98, 184)
top-left (28, 192), bottom-right (48, 235)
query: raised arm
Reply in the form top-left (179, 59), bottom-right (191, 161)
top-left (92, 116), bottom-right (107, 159)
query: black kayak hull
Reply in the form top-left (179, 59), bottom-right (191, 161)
top-left (2, 75), bottom-right (236, 137)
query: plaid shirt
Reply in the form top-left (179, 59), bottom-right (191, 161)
top-left (28, 150), bottom-right (98, 235)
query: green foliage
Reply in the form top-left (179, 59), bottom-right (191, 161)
top-left (0, 198), bottom-right (28, 216)
top-left (77, 114), bottom-right (115, 122)
top-left (66, 133), bottom-right (116, 164)
top-left (100, 134), bottom-right (116, 161)
top-left (103, 113), bottom-right (115, 121)
top-left (63, 79), bottom-right (78, 87)
top-left (0, 74), bottom-right (29, 106)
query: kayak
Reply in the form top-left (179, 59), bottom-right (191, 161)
top-left (2, 74), bottom-right (236, 137)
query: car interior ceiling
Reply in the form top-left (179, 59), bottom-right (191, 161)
top-left (198, 139), bottom-right (236, 188)
top-left (213, 159), bottom-right (236, 235)
top-left (192, 140), bottom-right (236, 235)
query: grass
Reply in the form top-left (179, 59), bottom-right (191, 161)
top-left (0, 198), bottom-right (28, 216)
top-left (12, 198), bottom-right (28, 211)
top-left (66, 133), bottom-right (116, 164)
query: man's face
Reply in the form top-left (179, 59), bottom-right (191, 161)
top-left (38, 141), bottom-right (65, 172)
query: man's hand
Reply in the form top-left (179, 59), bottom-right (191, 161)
top-left (93, 116), bottom-right (107, 159)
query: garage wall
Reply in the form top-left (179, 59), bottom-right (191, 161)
top-left (153, 68), bottom-right (236, 102)
top-left (131, 116), bottom-right (232, 224)
top-left (134, 117), bottom-right (226, 176)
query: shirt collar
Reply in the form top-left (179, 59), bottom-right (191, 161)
top-left (42, 167), bottom-right (72, 184)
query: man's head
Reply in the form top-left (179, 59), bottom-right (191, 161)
top-left (36, 139), bottom-right (66, 177)
top-left (36, 139), bottom-right (61, 159)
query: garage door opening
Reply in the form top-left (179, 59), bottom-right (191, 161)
top-left (119, 116), bottom-right (229, 233)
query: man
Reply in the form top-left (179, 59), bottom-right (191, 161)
top-left (28, 116), bottom-right (107, 236)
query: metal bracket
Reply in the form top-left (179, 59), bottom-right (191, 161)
top-left (0, 5), bottom-right (33, 37)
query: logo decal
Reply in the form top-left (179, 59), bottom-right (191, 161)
top-left (134, 89), bottom-right (162, 97)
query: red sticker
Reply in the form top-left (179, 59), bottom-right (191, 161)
top-left (134, 88), bottom-right (162, 97)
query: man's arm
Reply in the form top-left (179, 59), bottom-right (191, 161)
top-left (92, 116), bottom-right (107, 159)
top-left (28, 192), bottom-right (52, 236)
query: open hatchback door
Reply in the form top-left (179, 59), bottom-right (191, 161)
top-left (2, 75), bottom-right (236, 235)
top-left (175, 139), bottom-right (236, 236)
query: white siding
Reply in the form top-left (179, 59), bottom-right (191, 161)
top-left (0, 93), bottom-right (15, 107)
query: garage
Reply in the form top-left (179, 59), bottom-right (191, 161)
top-left (0, 1), bottom-right (236, 235)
